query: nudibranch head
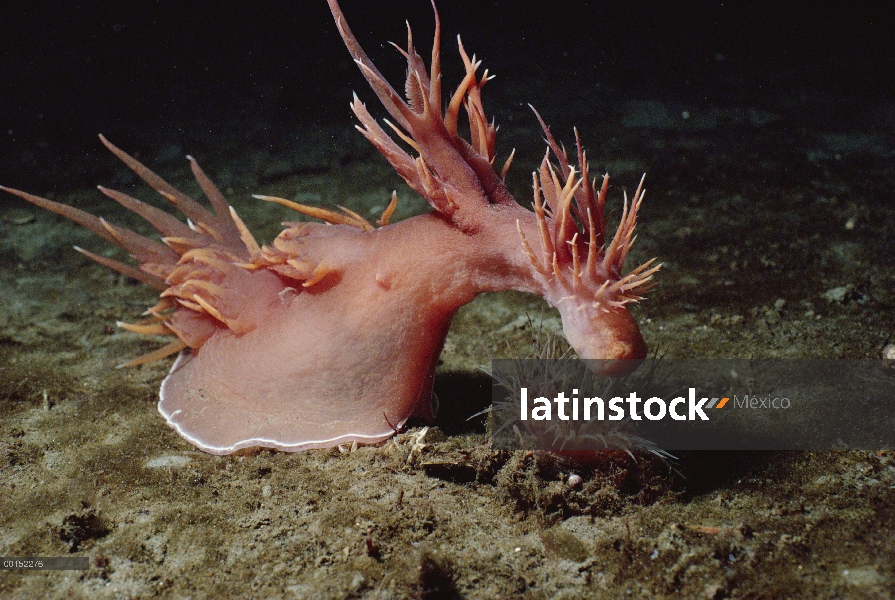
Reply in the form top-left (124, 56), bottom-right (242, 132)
top-left (515, 112), bottom-right (661, 375)
top-left (556, 301), bottom-right (647, 376)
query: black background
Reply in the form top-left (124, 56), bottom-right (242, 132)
top-left (1, 1), bottom-right (892, 192)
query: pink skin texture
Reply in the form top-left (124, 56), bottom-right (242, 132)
top-left (1, 0), bottom-right (659, 455)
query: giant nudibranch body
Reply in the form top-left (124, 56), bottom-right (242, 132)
top-left (2, 0), bottom-right (659, 454)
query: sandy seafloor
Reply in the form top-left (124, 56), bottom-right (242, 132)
top-left (1, 1), bottom-right (895, 598)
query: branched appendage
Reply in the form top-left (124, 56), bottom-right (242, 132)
top-left (251, 192), bottom-right (399, 232)
top-left (328, 0), bottom-right (515, 230)
top-left (516, 126), bottom-right (662, 315)
top-left (0, 136), bottom-right (276, 367)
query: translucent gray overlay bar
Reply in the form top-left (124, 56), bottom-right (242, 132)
top-left (490, 359), bottom-right (895, 451)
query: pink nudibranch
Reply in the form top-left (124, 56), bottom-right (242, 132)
top-left (2, 0), bottom-right (660, 454)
